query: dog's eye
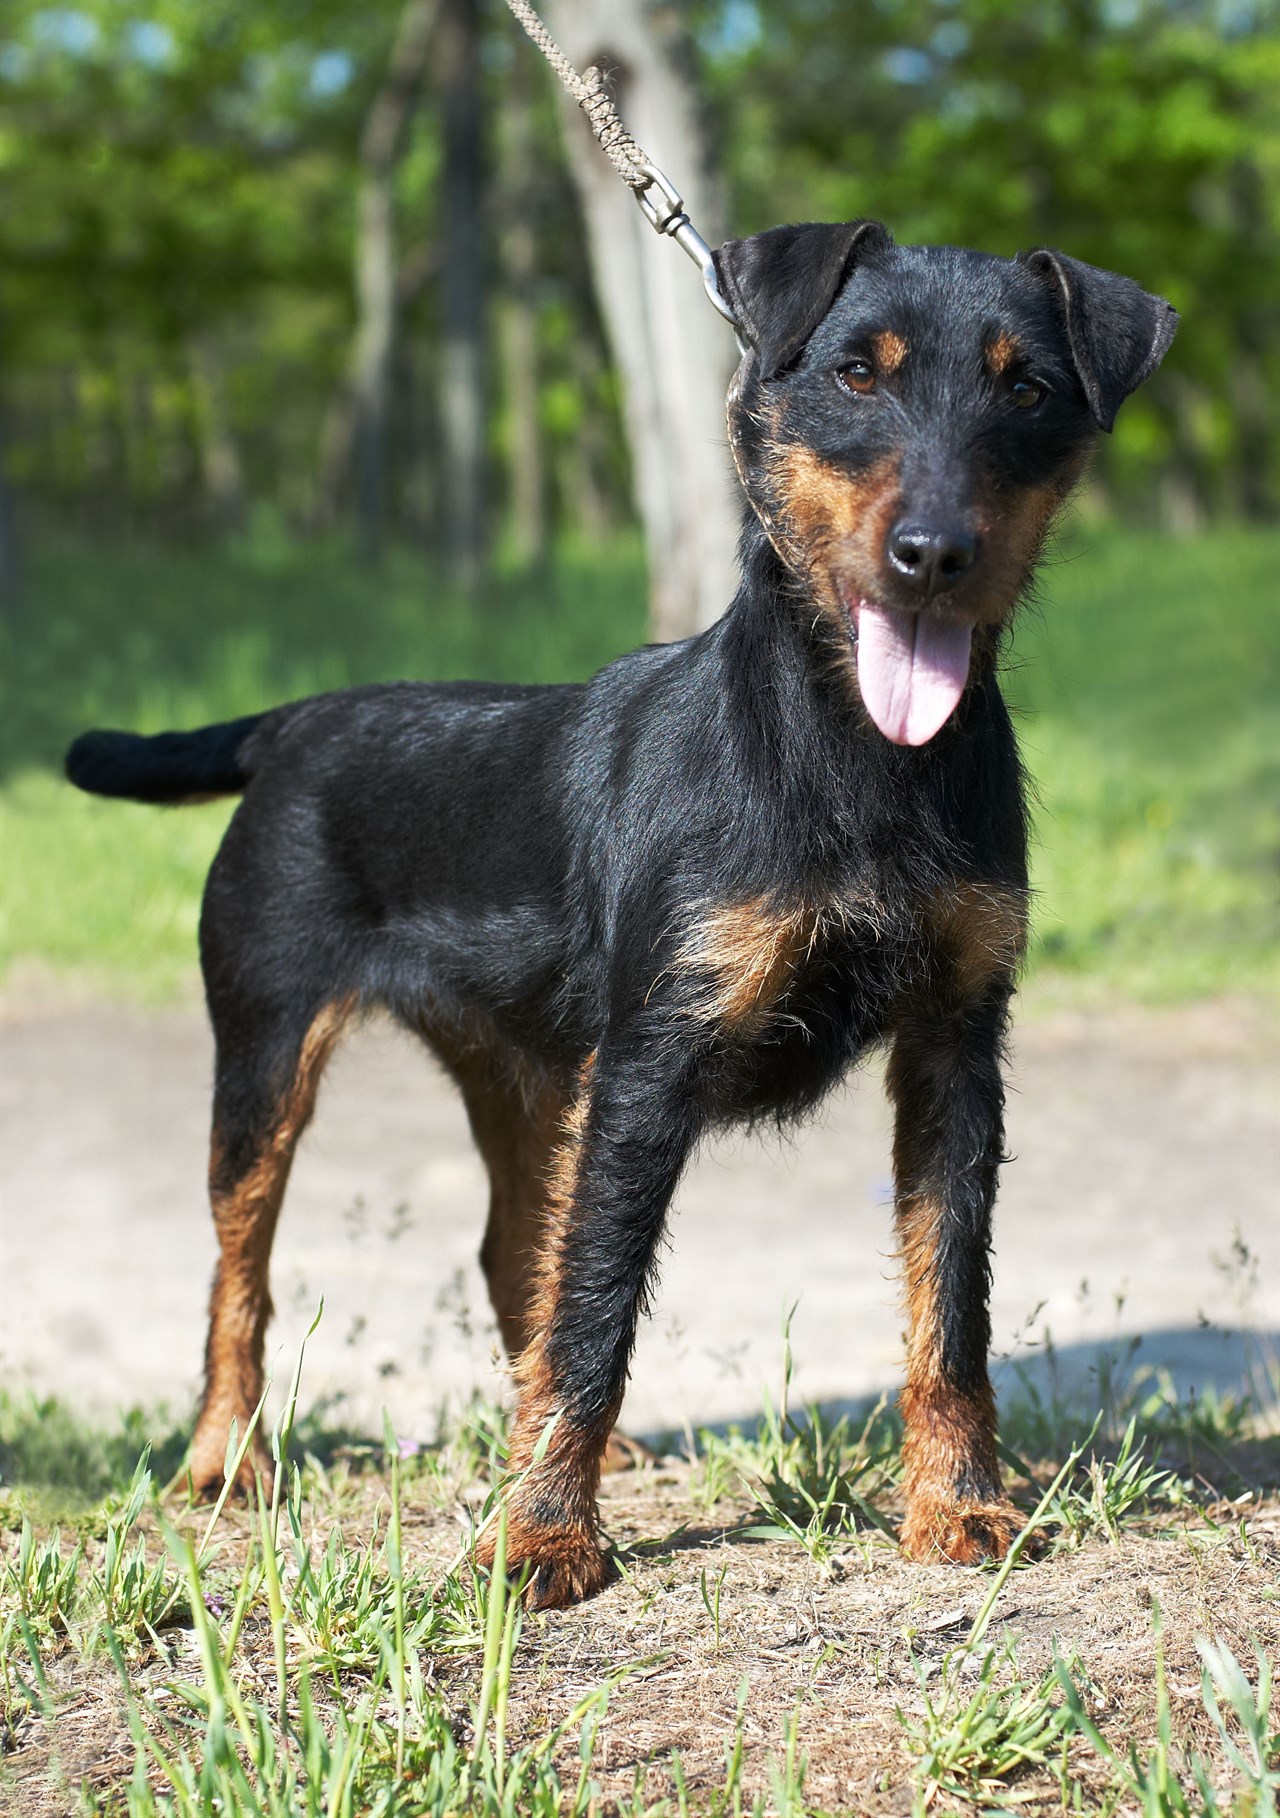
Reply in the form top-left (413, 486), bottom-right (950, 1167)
top-left (1009, 378), bottom-right (1045, 410)
top-left (837, 361), bottom-right (876, 396)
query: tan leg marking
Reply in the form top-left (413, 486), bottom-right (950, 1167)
top-left (425, 1011), bottom-right (569, 1357)
top-left (192, 996), bottom-right (354, 1498)
top-left (671, 890), bottom-right (888, 1036)
top-left (676, 897), bottom-right (825, 1031)
top-left (894, 1184), bottom-right (1020, 1564)
top-left (890, 900), bottom-right (1028, 1563)
top-left (426, 1014), bottom-right (652, 1485)
top-left (474, 1053), bottom-right (614, 1608)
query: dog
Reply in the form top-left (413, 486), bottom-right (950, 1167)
top-left (66, 221), bottom-right (1176, 1609)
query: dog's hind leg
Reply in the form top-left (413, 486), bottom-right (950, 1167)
top-left (449, 1046), bottom-right (568, 1359)
top-left (473, 1034), bottom-right (699, 1608)
top-left (190, 996), bottom-right (352, 1499)
top-left (445, 1038), bottom-right (653, 1474)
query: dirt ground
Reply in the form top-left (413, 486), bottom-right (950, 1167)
top-left (6, 1453), bottom-right (1280, 1816)
top-left (2, 991), bottom-right (1277, 1441)
top-left (3, 989), bottom-right (1280, 1814)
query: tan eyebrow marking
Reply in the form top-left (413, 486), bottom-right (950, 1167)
top-left (985, 332), bottom-right (1023, 375)
top-left (871, 330), bottom-right (909, 373)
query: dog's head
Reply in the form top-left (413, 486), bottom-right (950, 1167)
top-left (714, 224), bottom-right (1177, 745)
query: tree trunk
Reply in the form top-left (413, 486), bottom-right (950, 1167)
top-left (186, 340), bottom-right (245, 530)
top-left (437, 0), bottom-right (488, 586)
top-left (497, 41), bottom-right (546, 567)
top-left (0, 425), bottom-right (19, 609)
top-left (561, 332), bottom-right (619, 540)
top-left (316, 0), bottom-right (437, 551)
top-left (540, 0), bottom-right (739, 639)
top-left (1160, 375), bottom-right (1207, 538)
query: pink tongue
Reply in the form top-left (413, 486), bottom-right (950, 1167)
top-left (854, 602), bottom-right (973, 746)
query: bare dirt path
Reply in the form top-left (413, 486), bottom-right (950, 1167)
top-left (2, 994), bottom-right (1277, 1440)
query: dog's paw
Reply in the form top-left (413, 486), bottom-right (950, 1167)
top-left (900, 1496), bottom-right (1037, 1565)
top-left (188, 1433), bottom-right (274, 1505)
top-left (475, 1520), bottom-right (612, 1611)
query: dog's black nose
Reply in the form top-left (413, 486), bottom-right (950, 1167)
top-left (886, 521), bottom-right (979, 594)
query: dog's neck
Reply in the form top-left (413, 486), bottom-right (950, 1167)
top-left (724, 356), bottom-right (813, 577)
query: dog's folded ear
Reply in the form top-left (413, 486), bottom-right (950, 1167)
top-left (1017, 248), bottom-right (1178, 432)
top-left (715, 220), bottom-right (893, 380)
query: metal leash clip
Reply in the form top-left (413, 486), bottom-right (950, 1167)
top-left (633, 160), bottom-right (741, 333)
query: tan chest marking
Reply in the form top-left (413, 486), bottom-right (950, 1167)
top-left (676, 893), bottom-right (885, 1033)
top-left (685, 899), bottom-right (820, 1029)
top-left (925, 881), bottom-right (1028, 996)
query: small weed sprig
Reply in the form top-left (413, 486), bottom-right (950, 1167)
top-left (2, 1446), bottom-right (183, 1662)
top-left (90, 1450), bottom-right (184, 1643)
top-left (702, 1310), bottom-right (898, 1568)
top-left (1049, 1417), bottom-right (1179, 1545)
top-left (1055, 1601), bottom-right (1280, 1818)
top-left (898, 1645), bottom-right (1073, 1811)
top-left (1196, 1636), bottom-right (1279, 1803)
top-left (3, 1518), bottom-right (83, 1635)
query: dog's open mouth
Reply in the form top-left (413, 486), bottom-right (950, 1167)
top-left (849, 599), bottom-right (973, 747)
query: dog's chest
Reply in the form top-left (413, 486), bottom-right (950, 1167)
top-left (676, 877), bottom-right (1025, 1049)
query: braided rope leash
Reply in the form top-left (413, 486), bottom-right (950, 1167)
top-left (503, 0), bottom-right (739, 328)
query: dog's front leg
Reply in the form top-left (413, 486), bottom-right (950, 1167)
top-left (888, 981), bottom-right (1026, 1563)
top-left (476, 1038), bottom-right (697, 1610)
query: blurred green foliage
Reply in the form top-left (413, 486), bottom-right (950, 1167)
top-left (706, 0), bottom-right (1279, 522)
top-left (1, 3), bottom-right (1275, 1005)
top-left (1005, 521), bottom-right (1279, 997)
top-left (1, 0), bottom-right (1276, 538)
top-left (1, 523), bottom-right (1275, 1001)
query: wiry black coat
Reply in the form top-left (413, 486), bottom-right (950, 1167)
top-left (66, 220), bottom-right (1176, 1609)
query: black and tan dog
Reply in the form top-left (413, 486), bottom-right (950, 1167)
top-left (67, 222), bottom-right (1176, 1609)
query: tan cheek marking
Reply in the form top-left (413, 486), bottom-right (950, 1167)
top-left (968, 477), bottom-right (1073, 628)
top-left (926, 881), bottom-right (1028, 997)
top-left (769, 446), bottom-right (901, 608)
top-left (872, 330), bottom-right (908, 374)
top-left (985, 332), bottom-right (1023, 375)
top-left (677, 897), bottom-right (825, 1030)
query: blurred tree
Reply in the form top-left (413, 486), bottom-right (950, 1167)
top-left (698, 0), bottom-right (1280, 524)
top-left (316, 0), bottom-right (438, 554)
top-left (0, 0), bottom-right (1273, 570)
top-left (541, 0), bottom-right (740, 638)
top-left (437, 0), bottom-right (488, 584)
top-left (0, 0), bottom-right (372, 531)
top-left (497, 36), bottom-right (548, 566)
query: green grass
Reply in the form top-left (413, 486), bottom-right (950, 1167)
top-left (1, 520), bottom-right (1275, 1000)
top-left (1005, 521), bottom-right (1279, 999)
top-left (4, 1370), bottom-right (1275, 1815)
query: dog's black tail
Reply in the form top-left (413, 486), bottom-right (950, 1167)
top-left (66, 710), bottom-right (284, 805)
